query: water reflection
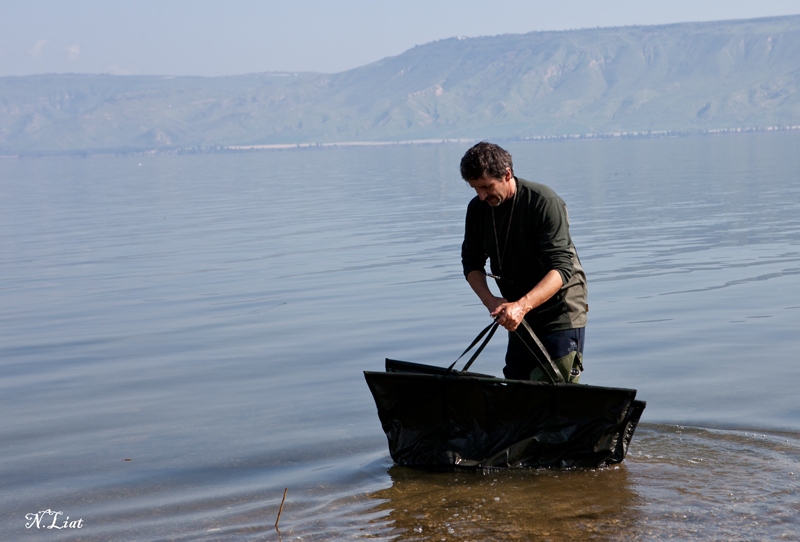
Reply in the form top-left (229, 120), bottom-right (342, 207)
top-left (368, 464), bottom-right (641, 540)
top-left (357, 424), bottom-right (800, 541)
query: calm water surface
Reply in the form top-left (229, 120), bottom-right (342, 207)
top-left (1, 132), bottom-right (799, 540)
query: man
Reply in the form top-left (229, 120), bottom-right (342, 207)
top-left (460, 142), bottom-right (587, 382)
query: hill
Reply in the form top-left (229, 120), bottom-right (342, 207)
top-left (2, 15), bottom-right (799, 155)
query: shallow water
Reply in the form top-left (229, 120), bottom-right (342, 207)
top-left (1, 132), bottom-right (798, 540)
top-left (364, 425), bottom-right (800, 541)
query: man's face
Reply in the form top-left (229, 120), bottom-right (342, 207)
top-left (467, 169), bottom-right (514, 207)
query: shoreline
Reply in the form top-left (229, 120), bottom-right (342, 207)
top-left (2, 124), bottom-right (798, 159)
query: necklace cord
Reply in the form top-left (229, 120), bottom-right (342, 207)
top-left (490, 181), bottom-right (518, 272)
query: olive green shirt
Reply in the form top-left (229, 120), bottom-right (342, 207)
top-left (461, 177), bottom-right (587, 336)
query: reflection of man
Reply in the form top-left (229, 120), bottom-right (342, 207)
top-left (460, 142), bottom-right (587, 382)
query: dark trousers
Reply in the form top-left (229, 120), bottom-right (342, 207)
top-left (503, 327), bottom-right (585, 381)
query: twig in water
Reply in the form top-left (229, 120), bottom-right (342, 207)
top-left (275, 487), bottom-right (288, 530)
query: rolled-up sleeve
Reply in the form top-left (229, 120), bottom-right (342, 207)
top-left (461, 202), bottom-right (487, 278)
top-left (534, 196), bottom-right (574, 285)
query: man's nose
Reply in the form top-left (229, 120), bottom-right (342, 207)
top-left (477, 189), bottom-right (487, 201)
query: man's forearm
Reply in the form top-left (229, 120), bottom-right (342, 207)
top-left (466, 270), bottom-right (503, 310)
top-left (516, 269), bottom-right (564, 314)
top-left (487, 269), bottom-right (564, 331)
top-left (466, 268), bottom-right (564, 331)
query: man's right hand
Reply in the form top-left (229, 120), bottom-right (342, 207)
top-left (466, 271), bottom-right (508, 317)
top-left (484, 296), bottom-right (508, 316)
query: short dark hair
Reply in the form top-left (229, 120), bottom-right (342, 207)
top-left (459, 142), bottom-right (514, 181)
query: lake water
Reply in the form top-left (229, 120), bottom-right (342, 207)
top-left (1, 132), bottom-right (799, 540)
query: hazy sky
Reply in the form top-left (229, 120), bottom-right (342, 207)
top-left (3, 0), bottom-right (799, 77)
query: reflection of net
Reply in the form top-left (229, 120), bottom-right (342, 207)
top-left (369, 464), bottom-right (638, 541)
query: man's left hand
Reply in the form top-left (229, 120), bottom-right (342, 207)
top-left (490, 301), bottom-right (527, 331)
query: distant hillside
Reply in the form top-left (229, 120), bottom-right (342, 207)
top-left (2, 15), bottom-right (800, 155)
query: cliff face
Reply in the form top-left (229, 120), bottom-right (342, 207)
top-left (2, 15), bottom-right (800, 154)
